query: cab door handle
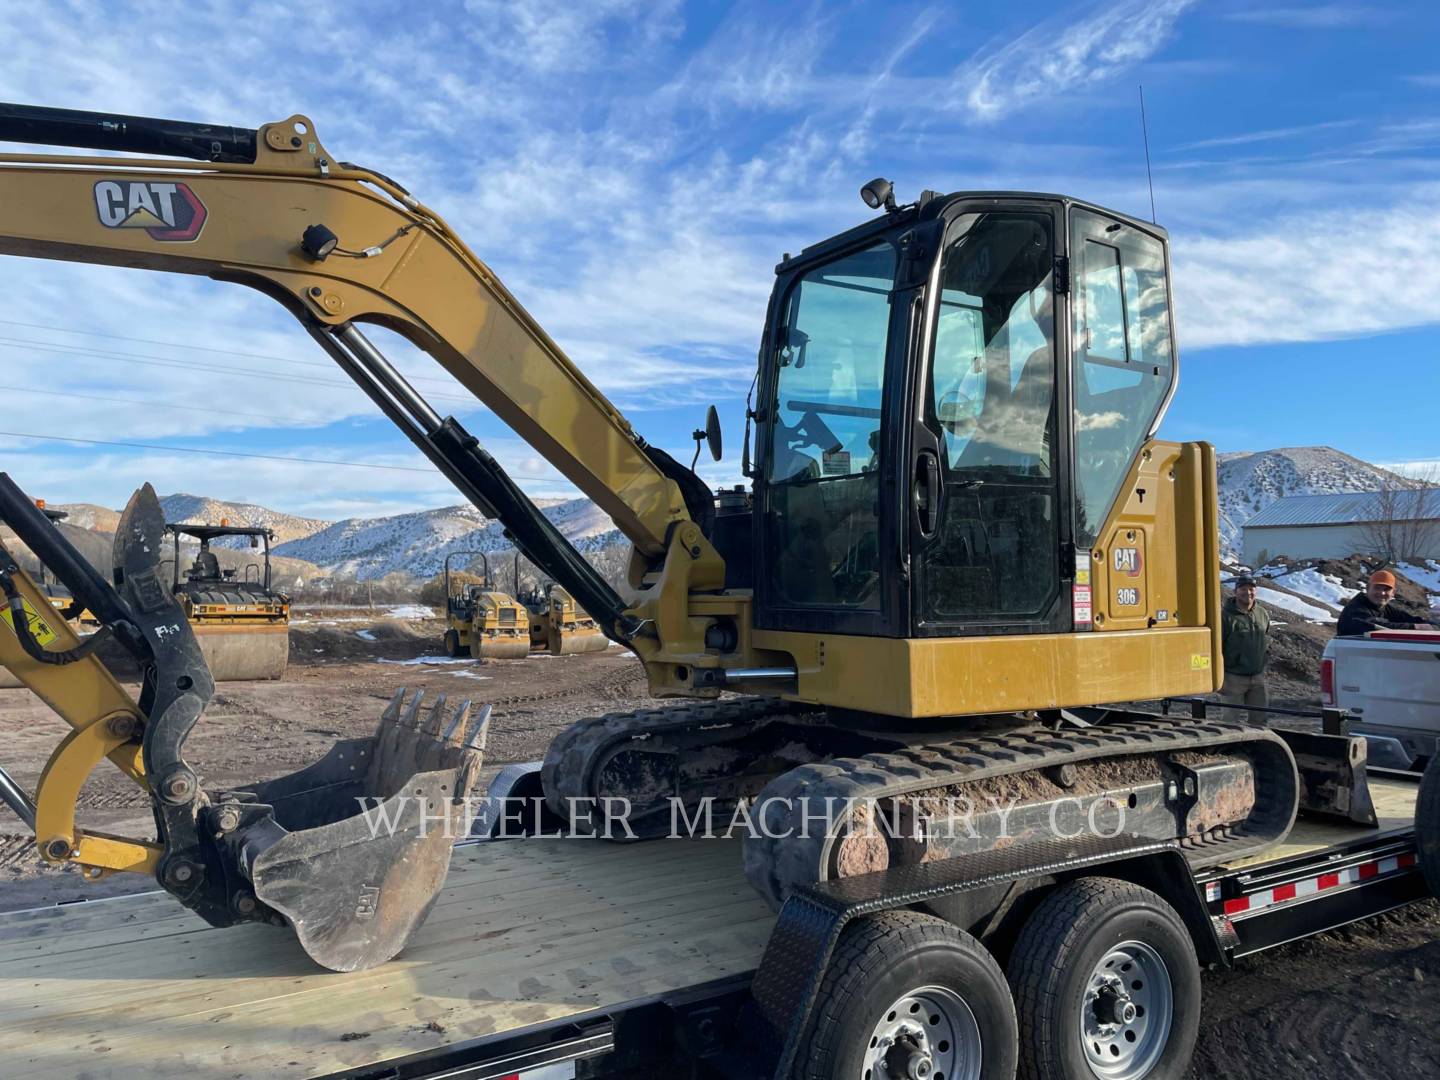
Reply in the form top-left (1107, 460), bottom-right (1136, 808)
top-left (915, 451), bottom-right (940, 539)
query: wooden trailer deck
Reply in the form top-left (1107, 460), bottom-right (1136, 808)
top-left (0, 838), bottom-right (774, 1079)
top-left (0, 776), bottom-right (1420, 1079)
top-left (1221, 774), bottom-right (1419, 870)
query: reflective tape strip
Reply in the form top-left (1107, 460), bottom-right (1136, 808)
top-left (1221, 852), bottom-right (1417, 917)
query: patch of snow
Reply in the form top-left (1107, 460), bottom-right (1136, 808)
top-left (1266, 568), bottom-right (1349, 610)
top-left (355, 629), bottom-right (377, 642)
top-left (1257, 587), bottom-right (1336, 623)
top-left (377, 656), bottom-right (479, 666)
top-left (1397, 560), bottom-right (1440, 597)
top-left (386, 604), bottom-right (435, 620)
top-left (446, 671), bottom-right (492, 681)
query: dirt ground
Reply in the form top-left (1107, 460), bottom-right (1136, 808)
top-left (1, 607), bottom-right (1436, 1079)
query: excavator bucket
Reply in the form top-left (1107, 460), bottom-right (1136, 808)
top-left (191, 622), bottom-right (289, 681)
top-left (215, 688), bottom-right (492, 971)
top-left (1, 479), bottom-right (491, 972)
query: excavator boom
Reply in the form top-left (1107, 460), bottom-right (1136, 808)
top-left (0, 103), bottom-right (722, 663)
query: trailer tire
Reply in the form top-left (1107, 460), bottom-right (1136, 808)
top-left (1007, 878), bottom-right (1199, 1080)
top-left (443, 629), bottom-right (467, 658)
top-left (1419, 754), bottom-right (1440, 899)
top-left (793, 910), bottom-right (1017, 1080)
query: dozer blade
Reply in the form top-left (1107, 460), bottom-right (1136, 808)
top-left (191, 621), bottom-right (289, 681)
top-left (214, 689), bottom-right (492, 971)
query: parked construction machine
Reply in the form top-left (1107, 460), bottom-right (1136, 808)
top-left (514, 553), bottom-right (609, 655)
top-left (0, 104), bottom-right (1378, 1001)
top-left (165, 522), bottom-right (290, 680)
top-left (442, 549), bottom-right (530, 658)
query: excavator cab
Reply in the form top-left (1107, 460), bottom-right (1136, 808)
top-left (747, 196), bottom-right (1180, 651)
top-left (0, 477), bottom-right (492, 970)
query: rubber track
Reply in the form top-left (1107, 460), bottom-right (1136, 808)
top-left (540, 696), bottom-right (819, 820)
top-left (743, 714), bottom-right (1298, 907)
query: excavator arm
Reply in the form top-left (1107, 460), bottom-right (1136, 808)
top-left (0, 103), bottom-right (738, 678)
top-left (0, 104), bottom-right (759, 970)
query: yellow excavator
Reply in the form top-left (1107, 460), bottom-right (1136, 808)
top-left (165, 521), bottom-right (290, 680)
top-left (441, 549), bottom-right (530, 659)
top-left (0, 104), bottom-right (1329, 973)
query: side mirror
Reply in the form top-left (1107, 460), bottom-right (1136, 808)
top-left (250, 536), bottom-right (260, 549)
top-left (691, 405), bottom-right (723, 468)
top-left (704, 405), bottom-right (722, 462)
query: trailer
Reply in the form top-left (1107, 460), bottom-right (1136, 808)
top-left (1, 727), bottom-right (1435, 1080)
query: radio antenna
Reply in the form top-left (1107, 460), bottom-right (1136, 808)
top-left (1139, 84), bottom-right (1157, 223)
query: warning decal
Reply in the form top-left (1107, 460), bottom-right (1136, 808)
top-left (0, 598), bottom-right (59, 648)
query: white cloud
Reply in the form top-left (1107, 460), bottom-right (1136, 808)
top-left (960, 0), bottom-right (1196, 121)
top-left (1222, 4), bottom-right (1381, 29)
top-left (1169, 119), bottom-right (1359, 152)
top-left (1172, 190), bottom-right (1440, 348)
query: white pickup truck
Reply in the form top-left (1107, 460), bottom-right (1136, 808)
top-left (1323, 628), bottom-right (1440, 770)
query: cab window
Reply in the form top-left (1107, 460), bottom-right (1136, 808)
top-left (1071, 211), bottom-right (1176, 546)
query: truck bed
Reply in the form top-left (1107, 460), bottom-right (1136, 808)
top-left (0, 838), bottom-right (774, 1079)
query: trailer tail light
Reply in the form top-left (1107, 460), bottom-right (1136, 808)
top-left (1319, 657), bottom-right (1334, 706)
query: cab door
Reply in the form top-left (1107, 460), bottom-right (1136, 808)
top-left (909, 202), bottom-right (1071, 636)
top-left (753, 238), bottom-right (911, 637)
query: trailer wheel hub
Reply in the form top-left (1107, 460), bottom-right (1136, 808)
top-left (865, 985), bottom-right (981, 1080)
top-left (1081, 940), bottom-right (1173, 1079)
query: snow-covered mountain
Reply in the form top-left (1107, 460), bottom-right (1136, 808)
top-left (44, 443), bottom-right (1399, 580)
top-left (158, 494), bottom-right (332, 547)
top-left (272, 497), bottom-right (622, 580)
top-left (1217, 446), bottom-right (1406, 561)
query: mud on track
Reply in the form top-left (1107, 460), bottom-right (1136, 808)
top-left (0, 610), bottom-right (1436, 1079)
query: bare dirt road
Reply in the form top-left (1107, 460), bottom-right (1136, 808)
top-left (1, 609), bottom-right (1436, 1079)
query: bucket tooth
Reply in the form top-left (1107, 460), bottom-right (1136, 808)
top-left (466, 704), bottom-right (493, 751)
top-left (423, 694), bottom-right (448, 737)
top-left (400, 688), bottom-right (425, 728)
top-left (442, 700), bottom-right (471, 746)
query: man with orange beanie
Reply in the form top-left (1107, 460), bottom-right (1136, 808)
top-left (1337, 570), bottom-right (1435, 636)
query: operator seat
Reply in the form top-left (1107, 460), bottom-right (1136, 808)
top-left (188, 550), bottom-right (222, 580)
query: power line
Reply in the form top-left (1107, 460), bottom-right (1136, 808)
top-left (0, 428), bottom-right (556, 481)
top-left (0, 382), bottom-right (284, 422)
top-left (0, 316), bottom-right (466, 388)
top-left (0, 336), bottom-right (483, 405)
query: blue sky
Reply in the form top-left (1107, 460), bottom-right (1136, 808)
top-left (1, 0), bottom-right (1437, 520)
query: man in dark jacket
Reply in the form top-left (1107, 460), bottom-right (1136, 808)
top-left (1337, 570), bottom-right (1436, 636)
top-left (1220, 576), bottom-right (1270, 725)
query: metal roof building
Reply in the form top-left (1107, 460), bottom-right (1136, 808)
top-left (1242, 490), bottom-right (1440, 565)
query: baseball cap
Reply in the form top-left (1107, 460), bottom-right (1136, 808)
top-left (1369, 570), bottom-right (1397, 588)
top-left (1234, 575), bottom-right (1258, 587)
